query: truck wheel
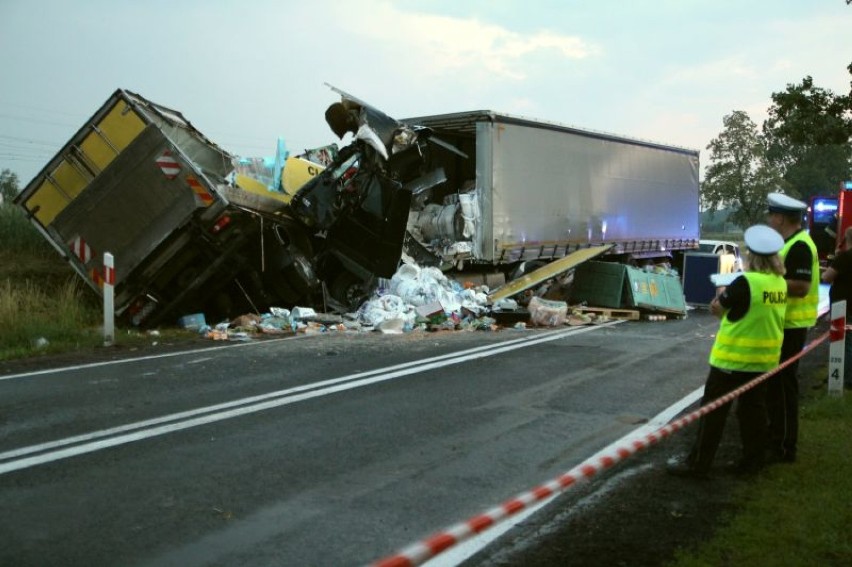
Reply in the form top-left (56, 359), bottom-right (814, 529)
top-left (329, 271), bottom-right (373, 309)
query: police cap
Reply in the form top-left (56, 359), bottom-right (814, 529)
top-left (766, 192), bottom-right (807, 215)
top-left (743, 224), bottom-right (784, 255)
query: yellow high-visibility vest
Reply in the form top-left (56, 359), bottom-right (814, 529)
top-left (709, 272), bottom-right (787, 372)
top-left (780, 231), bottom-right (819, 328)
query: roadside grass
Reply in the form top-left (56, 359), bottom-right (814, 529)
top-left (0, 203), bottom-right (52, 255)
top-left (0, 277), bottom-right (104, 359)
top-left (0, 204), bottom-right (201, 361)
top-left (0, 274), bottom-right (202, 361)
top-left (669, 379), bottom-right (852, 567)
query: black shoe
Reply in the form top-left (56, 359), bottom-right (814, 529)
top-left (666, 459), bottom-right (709, 479)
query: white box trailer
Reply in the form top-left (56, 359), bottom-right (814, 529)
top-left (402, 111), bottom-right (700, 270)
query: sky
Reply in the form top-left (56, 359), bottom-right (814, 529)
top-left (1, 0), bottom-right (851, 189)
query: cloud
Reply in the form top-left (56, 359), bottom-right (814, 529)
top-left (341, 1), bottom-right (598, 81)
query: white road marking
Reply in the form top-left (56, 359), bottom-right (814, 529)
top-left (423, 386), bottom-right (705, 566)
top-left (0, 334), bottom-right (308, 382)
top-left (0, 323), bottom-right (618, 475)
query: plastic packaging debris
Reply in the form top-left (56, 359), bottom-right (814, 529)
top-left (358, 294), bottom-right (410, 327)
top-left (269, 306), bottom-right (290, 318)
top-left (178, 313), bottom-right (206, 330)
top-left (291, 306), bottom-right (317, 320)
top-left (528, 296), bottom-right (568, 327)
top-left (492, 298), bottom-right (519, 311)
top-left (194, 261), bottom-right (566, 340)
top-left (230, 313), bottom-right (261, 329)
top-left (298, 321), bottom-right (327, 335)
top-left (377, 318), bottom-right (406, 334)
top-left (415, 301), bottom-right (445, 319)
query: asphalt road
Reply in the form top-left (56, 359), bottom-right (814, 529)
top-left (0, 312), bottom-right (721, 567)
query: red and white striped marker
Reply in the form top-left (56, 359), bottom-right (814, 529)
top-left (103, 252), bottom-right (115, 347)
top-left (156, 150), bottom-right (181, 179)
top-left (69, 235), bottom-right (92, 264)
top-left (828, 300), bottom-right (846, 396)
top-left (371, 332), bottom-right (830, 567)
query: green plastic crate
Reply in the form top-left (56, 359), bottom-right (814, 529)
top-left (570, 261), bottom-right (628, 308)
top-left (624, 266), bottom-right (686, 314)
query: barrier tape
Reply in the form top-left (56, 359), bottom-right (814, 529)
top-left (371, 330), bottom-right (830, 567)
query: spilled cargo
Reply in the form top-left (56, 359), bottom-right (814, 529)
top-left (15, 86), bottom-right (699, 329)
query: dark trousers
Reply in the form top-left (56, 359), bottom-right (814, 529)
top-left (766, 327), bottom-right (808, 459)
top-left (687, 366), bottom-right (769, 473)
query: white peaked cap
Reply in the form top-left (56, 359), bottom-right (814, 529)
top-left (744, 224), bottom-right (784, 255)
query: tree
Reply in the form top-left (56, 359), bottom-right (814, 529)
top-left (701, 110), bottom-right (785, 229)
top-left (0, 169), bottom-right (20, 204)
top-left (762, 63), bottom-right (852, 199)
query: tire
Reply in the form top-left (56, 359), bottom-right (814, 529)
top-left (329, 271), bottom-right (373, 309)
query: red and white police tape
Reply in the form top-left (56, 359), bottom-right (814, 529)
top-left (371, 330), bottom-right (831, 567)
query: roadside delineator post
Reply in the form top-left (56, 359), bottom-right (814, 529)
top-left (828, 300), bottom-right (845, 396)
top-left (103, 252), bottom-right (115, 347)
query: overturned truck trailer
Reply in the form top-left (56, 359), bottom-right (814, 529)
top-left (15, 87), bottom-right (700, 328)
top-left (13, 90), bottom-right (335, 327)
top-left (401, 110), bottom-right (701, 280)
top-left (14, 88), bottom-right (450, 326)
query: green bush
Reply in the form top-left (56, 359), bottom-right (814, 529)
top-left (0, 203), bottom-right (54, 255)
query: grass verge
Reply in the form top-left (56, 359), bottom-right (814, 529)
top-left (0, 277), bottom-right (104, 360)
top-left (669, 378), bottom-right (852, 566)
top-left (1, 204), bottom-right (201, 361)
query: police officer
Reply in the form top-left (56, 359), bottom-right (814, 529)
top-left (765, 192), bottom-right (820, 463)
top-left (668, 225), bottom-right (787, 478)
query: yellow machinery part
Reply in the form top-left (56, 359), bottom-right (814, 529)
top-left (487, 244), bottom-right (613, 304)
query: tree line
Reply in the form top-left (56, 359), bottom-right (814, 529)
top-left (0, 169), bottom-right (19, 205)
top-left (701, 62), bottom-right (852, 229)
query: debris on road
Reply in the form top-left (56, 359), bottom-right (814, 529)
top-left (187, 259), bottom-right (662, 341)
top-left (11, 84), bottom-right (699, 349)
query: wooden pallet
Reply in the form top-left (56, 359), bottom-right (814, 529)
top-left (574, 306), bottom-right (640, 321)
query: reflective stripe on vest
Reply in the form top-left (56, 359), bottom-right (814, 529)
top-left (709, 272), bottom-right (787, 372)
top-left (780, 231), bottom-right (819, 328)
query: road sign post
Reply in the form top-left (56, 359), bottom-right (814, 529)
top-left (103, 252), bottom-right (115, 347)
top-left (828, 300), bottom-right (846, 396)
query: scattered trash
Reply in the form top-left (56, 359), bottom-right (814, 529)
top-left (230, 313), bottom-right (261, 329)
top-left (528, 296), bottom-right (568, 327)
top-left (32, 337), bottom-right (49, 349)
top-left (290, 306), bottom-right (317, 321)
top-left (177, 313), bottom-right (206, 331)
top-left (182, 258), bottom-right (676, 342)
